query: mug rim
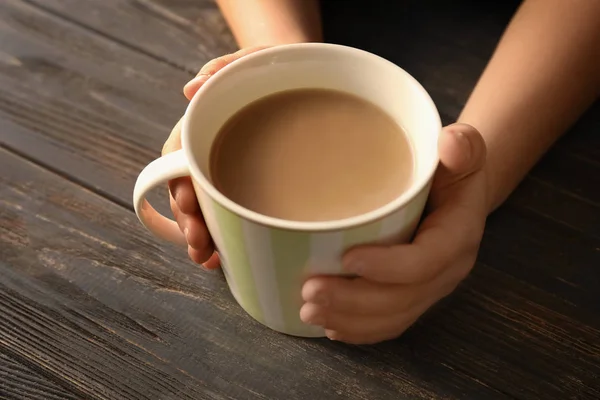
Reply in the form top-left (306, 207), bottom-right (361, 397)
top-left (182, 43), bottom-right (441, 232)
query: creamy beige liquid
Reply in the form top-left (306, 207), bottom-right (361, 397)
top-left (209, 88), bottom-right (414, 222)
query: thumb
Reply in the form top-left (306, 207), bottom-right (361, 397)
top-left (434, 123), bottom-right (487, 189)
top-left (183, 46), bottom-right (270, 100)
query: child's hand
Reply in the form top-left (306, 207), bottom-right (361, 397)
top-left (165, 49), bottom-right (487, 346)
top-left (300, 123), bottom-right (488, 344)
top-left (161, 47), bottom-right (268, 268)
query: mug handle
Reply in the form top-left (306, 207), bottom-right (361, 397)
top-left (133, 149), bottom-right (190, 246)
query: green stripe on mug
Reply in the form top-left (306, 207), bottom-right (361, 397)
top-left (211, 200), bottom-right (264, 325)
top-left (270, 229), bottom-right (312, 336)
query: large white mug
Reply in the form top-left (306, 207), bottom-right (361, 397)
top-left (133, 43), bottom-right (441, 337)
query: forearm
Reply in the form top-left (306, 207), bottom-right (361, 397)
top-left (459, 0), bottom-right (600, 212)
top-left (215, 0), bottom-right (322, 48)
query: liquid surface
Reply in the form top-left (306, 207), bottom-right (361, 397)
top-left (209, 88), bottom-right (413, 222)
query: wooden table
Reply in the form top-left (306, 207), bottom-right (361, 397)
top-left (1, 1), bottom-right (599, 399)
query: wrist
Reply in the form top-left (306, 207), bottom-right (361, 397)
top-left (483, 160), bottom-right (512, 214)
top-left (217, 0), bottom-right (322, 49)
top-left (239, 34), bottom-right (320, 49)
top-left (236, 26), bottom-right (322, 49)
top-left (482, 166), bottom-right (497, 215)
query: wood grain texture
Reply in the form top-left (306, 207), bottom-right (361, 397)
top-left (1, 0), bottom-right (599, 398)
top-left (0, 350), bottom-right (79, 400)
top-left (0, 0), bottom-right (200, 213)
top-left (24, 0), bottom-right (237, 73)
top-left (0, 149), bottom-right (496, 400)
top-left (1, 148), bottom-right (599, 399)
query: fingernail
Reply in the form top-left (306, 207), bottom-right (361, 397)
top-left (453, 131), bottom-right (472, 157)
top-left (183, 227), bottom-right (190, 242)
top-left (326, 331), bottom-right (338, 341)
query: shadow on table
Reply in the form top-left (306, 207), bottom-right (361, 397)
top-left (321, 0), bottom-right (521, 123)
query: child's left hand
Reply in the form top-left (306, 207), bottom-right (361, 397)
top-left (300, 123), bottom-right (488, 344)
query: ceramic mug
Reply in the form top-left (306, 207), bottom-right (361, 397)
top-left (133, 43), bottom-right (441, 337)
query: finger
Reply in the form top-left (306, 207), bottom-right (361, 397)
top-left (299, 302), bottom-right (325, 326)
top-left (169, 193), bottom-right (187, 234)
top-left (343, 137), bottom-right (487, 285)
top-left (168, 177), bottom-right (200, 215)
top-left (325, 311), bottom-right (420, 345)
top-left (170, 198), bottom-right (210, 251)
top-left (343, 205), bottom-right (473, 284)
top-left (164, 117), bottom-right (196, 229)
top-left (183, 47), bottom-right (269, 100)
top-left (168, 180), bottom-right (211, 253)
top-left (202, 251), bottom-right (221, 270)
top-left (322, 293), bottom-right (435, 345)
top-left (182, 75), bottom-right (210, 101)
top-left (184, 214), bottom-right (212, 252)
top-left (302, 307), bottom-right (408, 342)
top-left (199, 47), bottom-right (268, 76)
top-left (162, 117), bottom-right (183, 155)
top-left (302, 276), bottom-right (418, 316)
top-left (435, 123), bottom-right (487, 190)
top-left (301, 276), bottom-right (453, 344)
top-left (188, 244), bottom-right (213, 265)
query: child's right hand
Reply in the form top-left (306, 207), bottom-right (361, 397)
top-left (162, 47), bottom-right (268, 268)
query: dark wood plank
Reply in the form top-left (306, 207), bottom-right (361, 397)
top-left (24, 0), bottom-right (236, 73)
top-left (0, 146), bottom-right (495, 400)
top-left (0, 350), bottom-right (80, 400)
top-left (0, 0), bottom-right (200, 213)
top-left (2, 148), bottom-right (600, 399)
